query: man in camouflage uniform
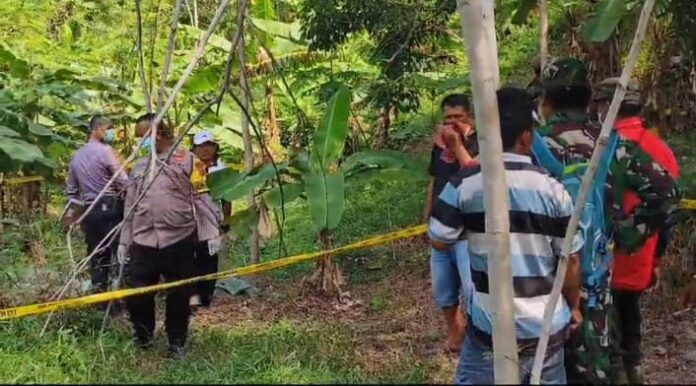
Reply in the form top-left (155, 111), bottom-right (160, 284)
top-left (594, 78), bottom-right (681, 384)
top-left (536, 58), bottom-right (611, 385)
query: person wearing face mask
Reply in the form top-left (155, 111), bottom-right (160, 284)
top-left (65, 115), bottom-right (128, 295)
top-left (118, 113), bottom-right (219, 359)
top-left (188, 131), bottom-right (231, 308)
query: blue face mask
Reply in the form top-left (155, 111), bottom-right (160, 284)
top-left (103, 129), bottom-right (116, 144)
top-left (140, 137), bottom-right (152, 151)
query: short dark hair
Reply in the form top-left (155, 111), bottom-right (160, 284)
top-left (135, 113), bottom-right (173, 138)
top-left (543, 84), bottom-right (592, 111)
top-left (497, 87), bottom-right (535, 151)
top-left (618, 103), bottom-right (642, 118)
top-left (89, 115), bottom-right (111, 132)
top-left (441, 94), bottom-right (470, 112)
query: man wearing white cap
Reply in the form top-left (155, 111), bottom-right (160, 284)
top-left (190, 131), bottom-right (230, 307)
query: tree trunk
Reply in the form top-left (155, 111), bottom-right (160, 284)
top-left (306, 230), bottom-right (344, 298)
top-left (375, 107), bottom-right (392, 148)
top-left (238, 6), bottom-right (260, 264)
top-left (529, 0), bottom-right (658, 383)
top-left (539, 0), bottom-right (549, 71)
top-left (456, 0), bottom-right (519, 383)
top-left (264, 81), bottom-right (283, 162)
top-left (538, 0), bottom-right (549, 124)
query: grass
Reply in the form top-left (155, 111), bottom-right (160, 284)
top-left (227, 177), bottom-right (428, 281)
top-left (0, 176), bottom-right (435, 384)
top-left (0, 316), bottom-right (427, 384)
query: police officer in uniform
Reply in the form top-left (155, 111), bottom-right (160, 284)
top-left (119, 113), bottom-right (204, 358)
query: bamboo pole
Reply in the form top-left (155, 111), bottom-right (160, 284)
top-left (529, 0), bottom-right (657, 383)
top-left (456, 0), bottom-right (519, 383)
top-left (238, 2), bottom-right (261, 264)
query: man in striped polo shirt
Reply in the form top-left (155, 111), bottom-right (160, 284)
top-left (429, 87), bottom-right (583, 384)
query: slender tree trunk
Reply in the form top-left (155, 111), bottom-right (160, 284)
top-left (308, 230), bottom-right (344, 298)
top-left (456, 0), bottom-right (519, 383)
top-left (538, 0), bottom-right (549, 124)
top-left (529, 0), bottom-right (658, 383)
top-left (264, 81), bottom-right (282, 161)
top-left (481, 0), bottom-right (499, 86)
top-left (135, 0), bottom-right (152, 113)
top-left (238, 7), bottom-right (260, 265)
top-left (539, 0), bottom-right (549, 71)
top-left (376, 107), bottom-right (392, 148)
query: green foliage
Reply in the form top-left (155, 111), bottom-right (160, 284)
top-left (342, 149), bottom-right (428, 178)
top-left (310, 86), bottom-right (351, 169)
top-left (304, 170), bottom-right (346, 232)
top-left (263, 182), bottom-right (305, 208)
top-left (583, 0), bottom-right (629, 42)
top-left (298, 0), bottom-right (458, 116)
top-left (208, 163), bottom-right (286, 202)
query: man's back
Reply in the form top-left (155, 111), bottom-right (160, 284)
top-left (67, 139), bottom-right (126, 203)
top-left (120, 148), bottom-right (197, 249)
top-left (430, 152), bottom-right (582, 352)
top-left (537, 111), bottom-right (598, 166)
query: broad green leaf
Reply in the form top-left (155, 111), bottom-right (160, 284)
top-left (304, 170), bottom-right (345, 232)
top-left (512, 0), bottom-right (537, 25)
top-left (311, 86), bottom-right (351, 169)
top-left (224, 207), bottom-right (259, 239)
top-left (0, 137), bottom-right (46, 164)
top-left (179, 25), bottom-right (232, 51)
top-left (252, 0), bottom-right (277, 47)
top-left (0, 125), bottom-right (21, 138)
top-left (208, 163), bottom-right (286, 202)
top-left (341, 149), bottom-right (428, 177)
top-left (583, 0), bottom-right (628, 42)
top-left (288, 151), bottom-right (311, 174)
top-left (0, 43), bottom-right (31, 79)
top-left (184, 64), bottom-right (223, 94)
top-left (263, 182), bottom-right (305, 208)
top-left (251, 18), bottom-right (305, 45)
top-left (27, 121), bottom-right (53, 137)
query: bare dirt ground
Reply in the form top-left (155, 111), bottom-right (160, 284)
top-left (193, 241), bottom-right (696, 384)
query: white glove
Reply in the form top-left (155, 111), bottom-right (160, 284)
top-left (117, 244), bottom-right (129, 265)
top-left (208, 236), bottom-right (223, 256)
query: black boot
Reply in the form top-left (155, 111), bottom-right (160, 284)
top-left (168, 342), bottom-right (186, 359)
top-left (133, 336), bottom-right (153, 350)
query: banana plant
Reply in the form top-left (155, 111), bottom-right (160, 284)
top-left (208, 86), bottom-right (428, 296)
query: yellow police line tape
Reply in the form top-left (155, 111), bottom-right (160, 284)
top-left (0, 224), bottom-right (428, 321)
top-left (2, 176), bottom-right (45, 186)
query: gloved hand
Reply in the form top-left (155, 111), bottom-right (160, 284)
top-left (117, 244), bottom-right (129, 265)
top-left (208, 236), bottom-right (223, 256)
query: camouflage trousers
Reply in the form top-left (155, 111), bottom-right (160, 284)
top-left (565, 286), bottom-right (613, 385)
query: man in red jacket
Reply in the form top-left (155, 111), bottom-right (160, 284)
top-left (594, 78), bottom-right (681, 384)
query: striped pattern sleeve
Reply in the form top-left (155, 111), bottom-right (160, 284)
top-left (428, 181), bottom-right (464, 244)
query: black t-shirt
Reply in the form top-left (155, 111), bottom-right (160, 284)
top-left (428, 133), bottom-right (479, 197)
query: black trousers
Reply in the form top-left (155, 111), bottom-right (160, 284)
top-left (126, 235), bottom-right (195, 345)
top-left (193, 241), bottom-right (219, 307)
top-left (611, 290), bottom-right (642, 367)
top-left (82, 196), bottom-right (123, 291)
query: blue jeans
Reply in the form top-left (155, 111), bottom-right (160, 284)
top-left (430, 241), bottom-right (471, 308)
top-left (454, 327), bottom-right (567, 384)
